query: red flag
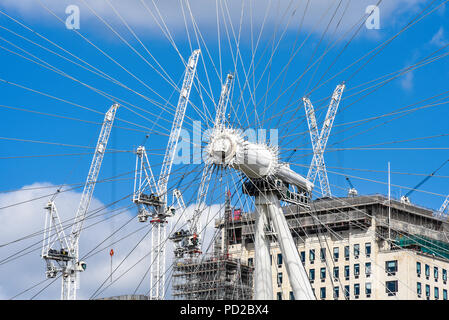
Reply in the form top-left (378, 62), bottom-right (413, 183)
top-left (109, 249), bottom-right (114, 256)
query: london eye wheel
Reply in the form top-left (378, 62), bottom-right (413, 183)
top-left (0, 0), bottom-right (449, 301)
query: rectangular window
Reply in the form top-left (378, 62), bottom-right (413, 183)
top-left (443, 269), bottom-right (447, 282)
top-left (289, 291), bottom-right (295, 300)
top-left (386, 281), bottom-right (398, 296)
top-left (443, 289), bottom-right (447, 300)
top-left (354, 283), bottom-right (360, 297)
top-left (426, 284), bottom-right (430, 298)
top-left (333, 267), bottom-right (339, 279)
top-left (309, 269), bottom-right (315, 281)
top-left (333, 247), bottom-right (339, 261)
top-left (247, 258), bottom-right (253, 267)
top-left (277, 292), bottom-right (282, 300)
top-left (434, 267), bottom-right (438, 281)
top-left (320, 267), bottom-right (326, 280)
top-left (333, 286), bottom-right (339, 299)
top-left (320, 248), bottom-right (326, 262)
top-left (300, 251), bottom-right (305, 264)
top-left (425, 264), bottom-right (430, 278)
top-left (354, 263), bottom-right (360, 277)
top-left (309, 249), bottom-right (315, 263)
top-left (277, 272), bottom-right (283, 286)
top-left (386, 260), bottom-right (398, 275)
top-left (417, 282), bottom-right (422, 296)
top-left (320, 287), bottom-right (326, 299)
top-left (365, 262), bottom-right (372, 276)
top-left (366, 282), bottom-right (372, 296)
top-left (344, 246), bottom-right (350, 260)
top-left (344, 265), bottom-right (350, 279)
top-left (344, 285), bottom-right (350, 298)
top-left (277, 253), bottom-right (283, 266)
top-left (435, 287), bottom-right (439, 300)
top-left (365, 242), bottom-right (372, 257)
top-left (354, 244), bottom-right (360, 258)
top-left (416, 262), bottom-right (421, 275)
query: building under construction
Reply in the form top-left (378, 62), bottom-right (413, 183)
top-left (172, 191), bottom-right (253, 300)
top-left (172, 193), bottom-right (449, 300)
top-left (172, 254), bottom-right (253, 300)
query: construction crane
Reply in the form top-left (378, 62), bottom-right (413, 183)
top-left (437, 195), bottom-right (449, 219)
top-left (400, 159), bottom-right (449, 204)
top-left (303, 83), bottom-right (345, 197)
top-left (345, 176), bottom-right (358, 197)
top-left (132, 49), bottom-right (200, 300)
top-left (169, 72), bottom-right (234, 258)
top-left (42, 103), bottom-right (119, 300)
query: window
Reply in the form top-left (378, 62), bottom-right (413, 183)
top-left (289, 291), bottom-right (295, 300)
top-left (434, 267), bottom-right (438, 281)
top-left (344, 265), bottom-right (350, 279)
top-left (270, 255), bottom-right (272, 265)
top-left (426, 285), bottom-right (430, 299)
top-left (320, 287), bottom-right (326, 299)
top-left (333, 247), bottom-right (339, 261)
top-left (333, 287), bottom-right (339, 299)
top-left (354, 284), bottom-right (360, 297)
top-left (309, 269), bottom-right (315, 281)
top-left (300, 251), bottom-right (305, 264)
top-left (344, 285), bottom-right (350, 299)
top-left (247, 258), bottom-right (253, 267)
top-left (366, 282), bottom-right (372, 296)
top-left (435, 287), bottom-right (439, 300)
top-left (443, 269), bottom-right (447, 283)
top-left (309, 249), bottom-right (315, 263)
top-left (354, 244), bottom-right (360, 258)
top-left (425, 264), bottom-right (430, 279)
top-left (277, 254), bottom-right (283, 266)
top-left (417, 282), bottom-right (422, 296)
top-left (386, 260), bottom-right (398, 275)
top-left (354, 264), bottom-right (360, 277)
top-left (277, 292), bottom-right (282, 300)
top-left (320, 267), bottom-right (326, 281)
top-left (277, 273), bottom-right (283, 287)
top-left (443, 289), bottom-right (447, 300)
top-left (320, 248), bottom-right (326, 262)
top-left (386, 281), bottom-right (398, 296)
top-left (344, 246), bottom-right (350, 260)
top-left (416, 262), bottom-right (421, 276)
top-left (365, 242), bottom-right (371, 257)
top-left (365, 262), bottom-right (372, 276)
top-left (333, 267), bottom-right (339, 280)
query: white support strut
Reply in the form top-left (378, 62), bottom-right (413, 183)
top-left (257, 192), bottom-right (314, 300)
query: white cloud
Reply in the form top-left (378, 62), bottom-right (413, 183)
top-left (400, 71), bottom-right (414, 91)
top-left (0, 182), bottom-right (153, 299)
top-left (0, 182), bottom-right (224, 299)
top-left (0, 0), bottom-right (427, 41)
top-left (430, 26), bottom-right (448, 47)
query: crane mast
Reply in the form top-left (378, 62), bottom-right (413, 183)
top-left (158, 49), bottom-right (201, 205)
top-left (171, 72), bottom-right (234, 258)
top-left (437, 195), bottom-right (449, 219)
top-left (303, 83), bottom-right (345, 197)
top-left (132, 49), bottom-right (200, 300)
top-left (41, 103), bottom-right (118, 300)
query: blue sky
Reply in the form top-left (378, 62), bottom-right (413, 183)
top-left (0, 0), bottom-right (448, 299)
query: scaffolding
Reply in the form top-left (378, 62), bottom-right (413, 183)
top-left (172, 254), bottom-right (253, 300)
